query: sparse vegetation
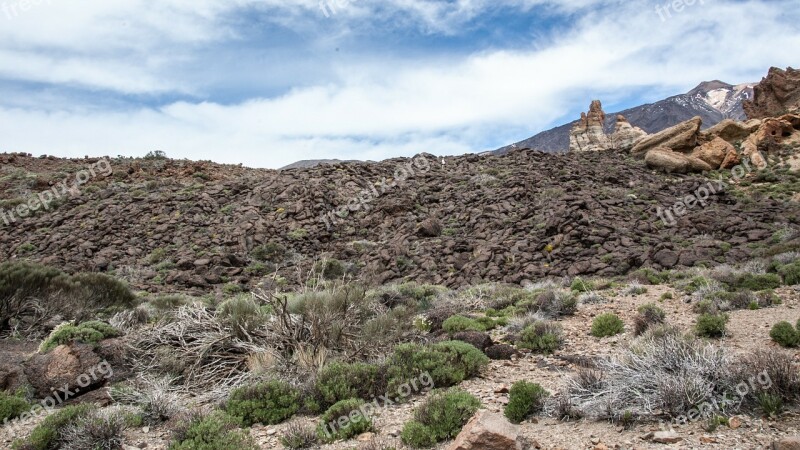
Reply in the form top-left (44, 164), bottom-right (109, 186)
top-left (504, 381), bottom-right (549, 424)
top-left (168, 411), bottom-right (257, 450)
top-left (634, 303), bottom-right (666, 336)
top-left (696, 313), bottom-right (728, 338)
top-left (226, 380), bottom-right (300, 426)
top-left (401, 389), bottom-right (480, 448)
top-left (591, 313), bottom-right (624, 338)
top-left (39, 320), bottom-right (121, 353)
top-left (516, 320), bottom-right (564, 354)
top-left (770, 321), bottom-right (800, 348)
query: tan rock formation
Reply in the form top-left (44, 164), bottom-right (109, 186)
top-left (741, 114), bottom-right (800, 168)
top-left (690, 137), bottom-right (736, 168)
top-left (701, 118), bottom-right (761, 144)
top-left (631, 116), bottom-right (702, 157)
top-left (610, 115), bottom-right (647, 151)
top-left (569, 101), bottom-right (611, 152)
top-left (645, 147), bottom-right (713, 174)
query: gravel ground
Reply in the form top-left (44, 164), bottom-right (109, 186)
top-left (4, 285), bottom-right (800, 450)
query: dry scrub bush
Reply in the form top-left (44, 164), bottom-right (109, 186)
top-left (131, 283), bottom-right (420, 399)
top-left (110, 375), bottom-right (182, 424)
top-left (0, 261), bottom-right (136, 338)
top-left (559, 326), bottom-right (730, 419)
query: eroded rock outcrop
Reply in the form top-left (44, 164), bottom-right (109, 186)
top-left (570, 101), bottom-right (646, 152)
top-left (610, 114), bottom-right (647, 152)
top-left (631, 116), bottom-right (702, 157)
top-left (569, 100), bottom-right (610, 152)
top-left (744, 67), bottom-right (800, 119)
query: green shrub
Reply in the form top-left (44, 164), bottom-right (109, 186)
top-left (770, 321), bottom-right (800, 348)
top-left (317, 399), bottom-right (373, 442)
top-left (730, 273), bottom-right (782, 291)
top-left (516, 321), bottom-right (563, 354)
top-left (251, 242), bottom-right (286, 263)
top-left (570, 277), bottom-right (594, 293)
top-left (0, 390), bottom-right (29, 423)
top-left (217, 296), bottom-right (269, 340)
top-left (39, 321), bottom-right (121, 353)
top-left (386, 341), bottom-right (488, 394)
top-left (13, 404), bottom-right (91, 450)
top-left (634, 304), bottom-right (666, 336)
top-left (757, 392), bottom-right (784, 416)
top-left (169, 411), bottom-right (257, 450)
top-left (591, 313), bottom-right (624, 338)
top-left (504, 381), bottom-right (549, 424)
top-left (442, 315), bottom-right (486, 333)
top-left (400, 421), bottom-right (436, 448)
top-left (696, 313), bottom-right (728, 338)
top-left (72, 272), bottom-right (137, 311)
top-left (531, 289), bottom-right (577, 317)
top-left (150, 294), bottom-right (191, 310)
top-left (401, 389), bottom-right (480, 448)
top-left (315, 259), bottom-right (346, 280)
top-left (778, 263), bottom-right (800, 285)
top-left (226, 380), bottom-right (300, 426)
top-left (315, 362), bottom-right (380, 407)
top-left (1, 262), bottom-right (136, 337)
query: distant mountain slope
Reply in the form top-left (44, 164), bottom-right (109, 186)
top-left (280, 159), bottom-right (362, 170)
top-left (496, 81), bottom-right (754, 154)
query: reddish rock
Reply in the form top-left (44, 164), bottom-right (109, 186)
top-left (448, 410), bottom-right (522, 450)
top-left (744, 66), bottom-right (800, 119)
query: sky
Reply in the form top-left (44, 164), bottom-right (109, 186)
top-left (0, 0), bottom-right (798, 169)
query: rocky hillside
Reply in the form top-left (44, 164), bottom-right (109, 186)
top-left (1, 145), bottom-right (798, 295)
top-left (497, 80), bottom-right (754, 154)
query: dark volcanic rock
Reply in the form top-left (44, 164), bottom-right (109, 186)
top-left (0, 149), bottom-right (797, 294)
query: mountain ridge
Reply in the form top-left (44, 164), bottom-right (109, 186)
top-left (494, 80), bottom-right (755, 154)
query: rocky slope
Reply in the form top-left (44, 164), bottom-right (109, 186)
top-left (498, 81), bottom-right (754, 154)
top-left (1, 147), bottom-right (797, 295)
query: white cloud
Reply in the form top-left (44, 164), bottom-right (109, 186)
top-left (0, 0), bottom-right (798, 168)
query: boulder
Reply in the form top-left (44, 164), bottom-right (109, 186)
top-left (23, 343), bottom-right (106, 399)
top-left (631, 117), bottom-right (702, 156)
top-left (690, 137), bottom-right (736, 169)
top-left (569, 101), bottom-right (611, 152)
top-left (701, 118), bottom-right (761, 143)
top-left (452, 331), bottom-right (493, 351)
top-left (448, 410), bottom-right (522, 450)
top-left (485, 344), bottom-right (518, 360)
top-left (644, 147), bottom-right (712, 174)
top-left (610, 115), bottom-right (647, 151)
top-left (417, 218), bottom-right (442, 237)
top-left (744, 66), bottom-right (800, 119)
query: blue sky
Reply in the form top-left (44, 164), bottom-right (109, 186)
top-left (0, 0), bottom-right (798, 168)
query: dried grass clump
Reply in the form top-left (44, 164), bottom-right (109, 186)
top-left (60, 406), bottom-right (132, 450)
top-left (110, 375), bottom-right (182, 424)
top-left (130, 306), bottom-right (267, 400)
top-left (558, 326), bottom-right (731, 419)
